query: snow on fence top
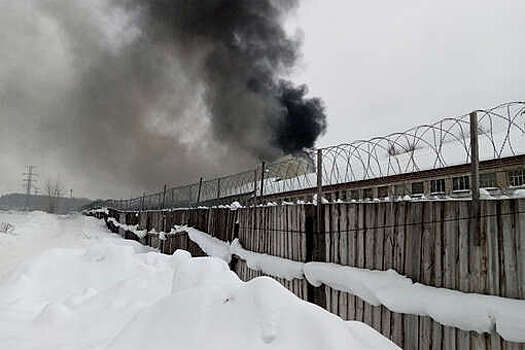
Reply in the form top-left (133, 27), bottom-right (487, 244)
top-left (172, 224), bottom-right (525, 343)
top-left (107, 217), bottom-right (147, 238)
top-left (85, 101), bottom-right (525, 211)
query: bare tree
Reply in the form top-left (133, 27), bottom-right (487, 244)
top-left (46, 179), bottom-right (64, 213)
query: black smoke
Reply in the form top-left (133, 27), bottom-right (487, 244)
top-left (139, 0), bottom-right (327, 158)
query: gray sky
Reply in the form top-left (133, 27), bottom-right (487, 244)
top-left (291, 0), bottom-right (525, 145)
top-left (1, 0), bottom-right (525, 200)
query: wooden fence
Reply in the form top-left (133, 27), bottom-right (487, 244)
top-left (96, 199), bottom-right (525, 350)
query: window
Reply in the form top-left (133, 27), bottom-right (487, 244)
top-left (363, 188), bottom-right (373, 199)
top-left (509, 169), bottom-right (525, 187)
top-left (453, 175), bottom-right (470, 191)
top-left (480, 173), bottom-right (497, 188)
top-left (411, 182), bottom-right (424, 194)
top-left (430, 179), bottom-right (446, 194)
top-left (378, 186), bottom-right (389, 198)
top-left (350, 190), bottom-right (360, 200)
top-left (394, 184), bottom-right (405, 196)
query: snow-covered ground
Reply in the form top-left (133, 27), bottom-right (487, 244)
top-left (0, 211), bottom-right (399, 350)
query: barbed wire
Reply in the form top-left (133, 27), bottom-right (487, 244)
top-left (84, 101), bottom-right (525, 211)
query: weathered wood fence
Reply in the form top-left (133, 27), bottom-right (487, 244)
top-left (94, 199), bottom-right (525, 350)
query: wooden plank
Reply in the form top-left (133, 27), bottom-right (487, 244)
top-left (292, 205), bottom-right (299, 296)
top-left (258, 206), bottom-right (264, 254)
top-left (301, 205), bottom-right (309, 299)
top-left (261, 206), bottom-right (267, 254)
top-left (404, 202), bottom-right (420, 350)
top-left (517, 199), bottom-right (525, 299)
top-left (500, 203), bottom-right (522, 349)
top-left (382, 202), bottom-right (394, 340)
top-left (501, 200), bottom-right (519, 298)
top-left (339, 203), bottom-right (348, 320)
top-left (457, 202), bottom-right (470, 350)
top-left (266, 206), bottom-right (272, 256)
top-left (269, 207), bottom-right (274, 268)
top-left (471, 201), bottom-right (488, 350)
top-left (289, 206), bottom-right (299, 296)
top-left (443, 201), bottom-right (458, 350)
top-left (356, 203), bottom-right (366, 322)
top-left (347, 203), bottom-right (357, 321)
top-left (292, 205), bottom-right (299, 297)
top-left (280, 205), bottom-right (285, 259)
top-left (391, 202), bottom-right (406, 347)
top-left (487, 201), bottom-right (500, 297)
top-left (254, 207), bottom-right (260, 253)
top-left (331, 204), bottom-right (340, 316)
top-left (324, 203), bottom-right (332, 313)
top-left (420, 202), bottom-right (433, 350)
top-left (363, 203), bottom-right (376, 327)
top-left (287, 205), bottom-right (294, 261)
top-left (373, 203), bottom-right (385, 332)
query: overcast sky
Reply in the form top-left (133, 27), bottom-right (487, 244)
top-left (1, 0), bottom-right (525, 200)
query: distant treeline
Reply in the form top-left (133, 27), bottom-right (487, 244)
top-left (0, 193), bottom-right (91, 214)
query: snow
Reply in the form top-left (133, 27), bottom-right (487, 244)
top-left (480, 188), bottom-right (493, 199)
top-left (0, 211), bottom-right (398, 350)
top-left (174, 223), bottom-right (525, 342)
top-left (229, 201), bottom-right (243, 209)
top-left (86, 208), bottom-right (109, 215)
top-left (0, 211), bottom-right (170, 349)
top-left (312, 194), bottom-right (329, 205)
top-left (231, 239), bottom-right (304, 280)
top-left (304, 262), bottom-right (525, 343)
top-left (108, 255), bottom-right (399, 350)
top-left (173, 226), bottom-right (305, 280)
top-left (107, 217), bottom-right (147, 238)
top-left (512, 189), bottom-right (525, 198)
top-left (173, 225), bottom-right (232, 263)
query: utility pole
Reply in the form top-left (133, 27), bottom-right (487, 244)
top-left (22, 165), bottom-right (37, 211)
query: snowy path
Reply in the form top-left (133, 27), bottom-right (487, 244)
top-left (0, 211), bottom-right (398, 350)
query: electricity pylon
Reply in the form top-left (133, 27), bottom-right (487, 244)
top-left (22, 165), bottom-right (38, 211)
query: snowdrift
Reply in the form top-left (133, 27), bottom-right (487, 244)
top-left (109, 251), bottom-right (399, 350)
top-left (0, 211), bottom-right (398, 350)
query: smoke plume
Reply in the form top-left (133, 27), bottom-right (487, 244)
top-left (141, 0), bottom-right (327, 156)
top-left (0, 0), bottom-right (326, 198)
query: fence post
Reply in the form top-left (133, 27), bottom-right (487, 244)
top-left (305, 204), bottom-right (325, 307)
top-left (253, 168), bottom-right (258, 205)
top-left (316, 148), bottom-right (323, 227)
top-left (259, 161), bottom-right (266, 199)
top-left (303, 149), bottom-right (327, 307)
top-left (196, 177), bottom-right (203, 206)
top-left (470, 111), bottom-right (481, 245)
top-left (162, 185), bottom-right (167, 209)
